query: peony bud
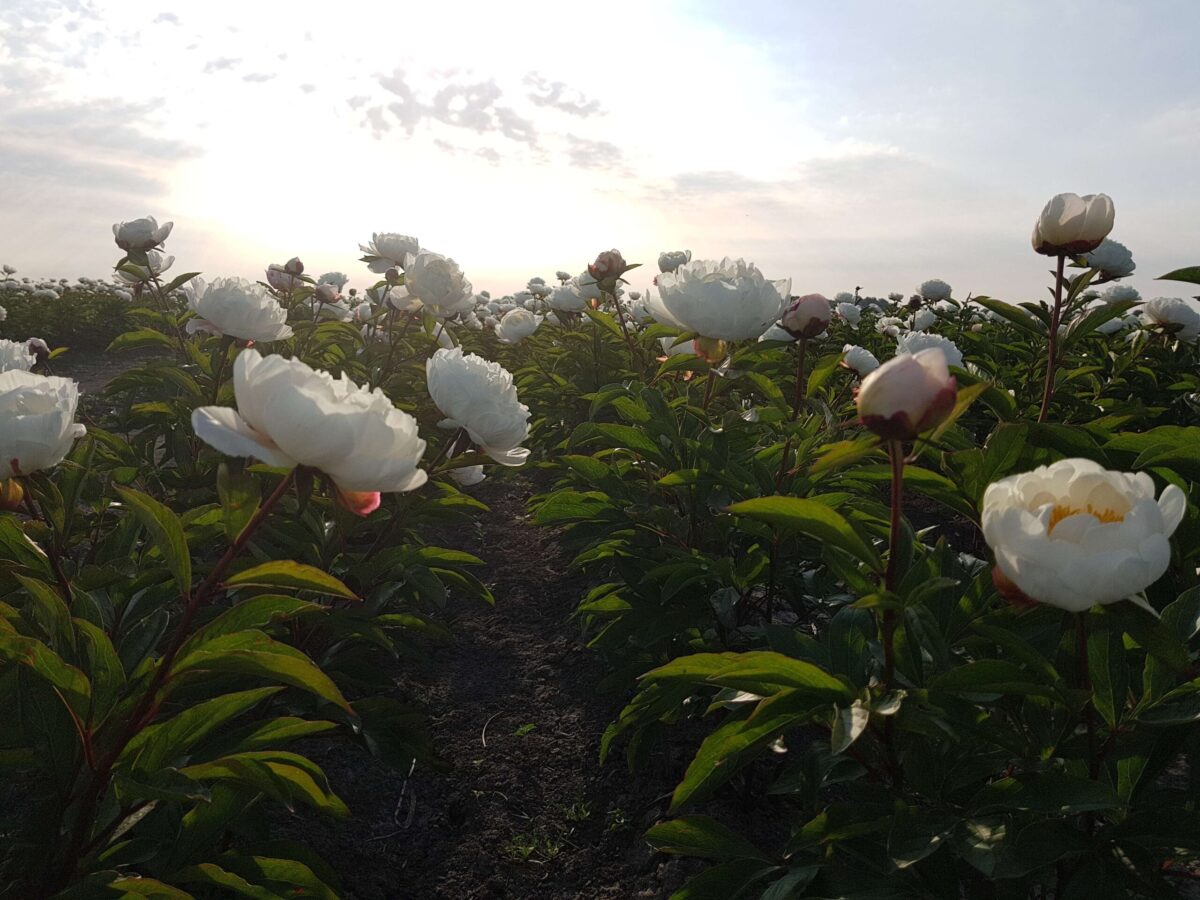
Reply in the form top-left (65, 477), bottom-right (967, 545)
top-left (781, 294), bottom-right (831, 339)
top-left (657, 250), bottom-right (692, 274)
top-left (1031, 192), bottom-right (1114, 256)
top-left (314, 282), bottom-right (340, 304)
top-left (284, 257), bottom-right (305, 276)
top-left (265, 264), bottom-right (295, 292)
top-left (856, 348), bottom-right (956, 441)
top-left (0, 478), bottom-right (23, 511)
top-left (587, 249), bottom-right (629, 289)
top-left (692, 336), bottom-right (729, 364)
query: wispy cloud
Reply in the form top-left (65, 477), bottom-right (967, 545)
top-left (524, 72), bottom-right (603, 118)
top-left (202, 56), bottom-right (240, 73)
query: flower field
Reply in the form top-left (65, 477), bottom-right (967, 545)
top-left (2, 197), bottom-right (1200, 898)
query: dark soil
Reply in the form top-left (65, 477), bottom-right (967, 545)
top-left (287, 472), bottom-right (714, 899)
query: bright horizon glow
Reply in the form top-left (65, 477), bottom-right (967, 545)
top-left (2, 0), bottom-right (1198, 303)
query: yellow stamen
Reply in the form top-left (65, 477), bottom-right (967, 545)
top-left (1047, 504), bottom-right (1124, 534)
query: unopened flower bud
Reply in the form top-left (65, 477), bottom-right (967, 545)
top-left (1031, 192), bottom-right (1115, 256)
top-left (314, 283), bottom-right (340, 303)
top-left (284, 257), bottom-right (304, 276)
top-left (780, 294), bottom-right (831, 339)
top-left (856, 348), bottom-right (956, 441)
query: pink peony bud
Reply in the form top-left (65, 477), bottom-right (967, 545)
top-left (587, 249), bottom-right (628, 284)
top-left (314, 282), bottom-right (340, 303)
top-left (856, 348), bottom-right (956, 441)
top-left (781, 294), bottom-right (832, 339)
top-left (284, 257), bottom-right (305, 276)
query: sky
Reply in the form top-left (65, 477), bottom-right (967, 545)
top-left (1, 0), bottom-right (1198, 303)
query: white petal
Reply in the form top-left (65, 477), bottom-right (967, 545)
top-left (191, 406), bottom-right (296, 468)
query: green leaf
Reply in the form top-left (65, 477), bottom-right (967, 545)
top-left (0, 516), bottom-right (53, 578)
top-left (175, 862), bottom-right (283, 899)
top-left (15, 575), bottom-right (75, 654)
top-left (178, 750), bottom-right (348, 817)
top-left (969, 773), bottom-right (1122, 815)
top-left (972, 296), bottom-right (1041, 334)
top-left (224, 561), bottom-right (357, 600)
top-left (930, 660), bottom-right (1056, 697)
top-left (810, 436), bottom-right (882, 476)
top-left (172, 630), bottom-right (352, 712)
top-left (181, 596), bottom-right (322, 657)
top-left (121, 686), bottom-right (282, 775)
top-left (217, 463), bottom-right (261, 541)
top-left (74, 618), bottom-right (125, 723)
top-left (0, 633), bottom-right (91, 712)
top-left (668, 859), bottom-right (779, 900)
top-left (1157, 265), bottom-right (1200, 286)
top-left (115, 486), bottom-right (191, 595)
top-left (671, 690), bottom-right (825, 810)
top-left (830, 699), bottom-right (869, 754)
top-left (106, 328), bottom-right (176, 353)
top-left (646, 815), bottom-right (771, 861)
top-left (727, 496), bottom-right (882, 572)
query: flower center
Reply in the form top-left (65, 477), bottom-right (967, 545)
top-left (1047, 504), bottom-right (1125, 534)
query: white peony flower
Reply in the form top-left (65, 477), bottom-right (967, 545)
top-left (426, 347), bottom-right (530, 466)
top-left (113, 216), bottom-right (173, 251)
top-left (192, 349), bottom-right (427, 514)
top-left (548, 283), bottom-right (587, 312)
top-left (1083, 238), bottom-right (1135, 281)
top-left (758, 324), bottom-right (798, 343)
top-left (876, 316), bottom-right (904, 337)
top-left (982, 459), bottom-right (1185, 611)
top-left (449, 465), bottom-right (486, 487)
top-left (895, 331), bottom-right (963, 369)
top-left (653, 257), bottom-right (789, 341)
top-left (1032, 193), bottom-right (1114, 256)
top-left (658, 249), bottom-right (692, 273)
top-left (911, 308), bottom-right (938, 332)
top-left (318, 271), bottom-right (350, 290)
top-left (0, 339), bottom-right (36, 373)
top-left (857, 349), bottom-right (956, 441)
top-left (1141, 297), bottom-right (1200, 340)
top-left (186, 277), bottom-right (293, 342)
top-left (0, 370), bottom-right (87, 474)
top-left (840, 344), bottom-right (879, 377)
top-left (359, 233), bottom-right (419, 273)
top-left (573, 274), bottom-right (603, 303)
top-left (918, 279), bottom-right (952, 301)
top-left (836, 302), bottom-right (862, 325)
top-left (1101, 284), bottom-right (1141, 305)
top-left (0, 305), bottom-right (6, 322)
top-left (115, 250), bottom-right (174, 286)
top-left (660, 336), bottom-right (698, 356)
top-left (495, 308), bottom-right (543, 344)
top-left (404, 250), bottom-right (474, 318)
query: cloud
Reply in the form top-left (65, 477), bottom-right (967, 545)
top-left (370, 68), bottom-right (538, 146)
top-left (299, 83), bottom-right (315, 94)
top-left (202, 56), bottom-right (241, 74)
top-left (565, 135), bottom-right (624, 171)
top-left (242, 72), bottom-right (275, 83)
top-left (524, 73), bottom-right (603, 118)
top-left (153, 12), bottom-right (179, 25)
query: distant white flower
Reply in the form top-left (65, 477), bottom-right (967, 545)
top-left (1100, 284), bottom-right (1140, 305)
top-left (548, 283), bottom-right (586, 312)
top-left (359, 233), bottom-right (419, 273)
top-left (982, 458), bottom-right (1184, 611)
top-left (318, 271), bottom-right (350, 290)
top-left (911, 308), bottom-right (937, 332)
top-left (653, 257), bottom-right (789, 341)
top-left (30, 289), bottom-right (59, 301)
top-left (918, 279), bottom-right (952, 301)
top-left (0, 370), bottom-right (87, 474)
top-left (1, 265), bottom-right (15, 275)
top-left (1082, 238), bottom-right (1135, 281)
top-left (495, 308), bottom-right (543, 344)
top-left (834, 291), bottom-right (856, 305)
top-left (658, 249), bottom-right (692, 273)
top-left (113, 216), bottom-right (173, 251)
top-left (896, 331), bottom-right (963, 369)
top-left (836, 302), bottom-right (861, 325)
top-left (624, 294), bottom-right (653, 325)
top-left (404, 251), bottom-right (474, 317)
top-left (192, 349), bottom-right (427, 514)
top-left (841, 344), bottom-right (879, 377)
top-left (115, 250), bottom-right (174, 286)
top-left (0, 305), bottom-right (6, 322)
top-left (426, 347), bottom-right (530, 466)
top-left (0, 339), bottom-right (36, 372)
top-left (876, 316), bottom-right (904, 337)
top-left (186, 277), bottom-right (293, 342)
top-left (573, 273), bottom-right (603, 303)
top-left (1142, 297), bottom-right (1200, 340)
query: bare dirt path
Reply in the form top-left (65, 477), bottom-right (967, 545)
top-left (293, 472), bottom-right (695, 899)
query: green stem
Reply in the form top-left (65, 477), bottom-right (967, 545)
top-left (791, 337), bottom-right (809, 420)
top-left (1037, 253), bottom-right (1067, 423)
